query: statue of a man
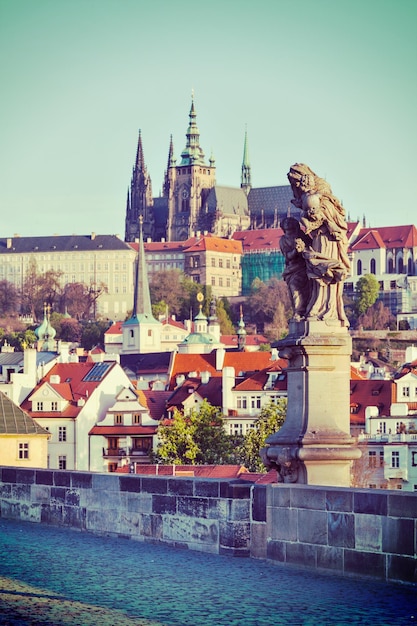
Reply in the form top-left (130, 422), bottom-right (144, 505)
top-left (285, 164), bottom-right (350, 325)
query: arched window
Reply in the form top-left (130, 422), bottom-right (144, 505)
top-left (357, 259), bottom-right (362, 275)
top-left (398, 257), bottom-right (404, 273)
top-left (370, 258), bottom-right (376, 274)
top-left (407, 258), bottom-right (413, 275)
top-left (388, 258), bottom-right (394, 273)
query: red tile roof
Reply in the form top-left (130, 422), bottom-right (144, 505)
top-left (221, 334), bottom-right (269, 347)
top-left (350, 379), bottom-right (395, 426)
top-left (184, 236), bottom-right (242, 254)
top-left (140, 390), bottom-right (171, 421)
top-left (232, 228), bottom-right (282, 252)
top-left (350, 229), bottom-right (386, 251)
top-left (352, 225), bottom-right (417, 250)
top-left (233, 360), bottom-right (288, 391)
top-left (89, 425), bottom-right (156, 435)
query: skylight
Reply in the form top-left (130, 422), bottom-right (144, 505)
top-left (83, 362), bottom-right (112, 382)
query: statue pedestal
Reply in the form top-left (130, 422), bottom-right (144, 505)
top-left (261, 319), bottom-right (360, 487)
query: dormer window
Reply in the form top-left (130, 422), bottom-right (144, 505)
top-left (114, 414), bottom-right (123, 425)
top-left (133, 413), bottom-right (141, 424)
top-left (36, 401), bottom-right (43, 411)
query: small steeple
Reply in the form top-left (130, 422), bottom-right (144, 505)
top-left (237, 306), bottom-right (247, 351)
top-left (135, 129), bottom-right (145, 171)
top-left (241, 127), bottom-right (251, 195)
top-left (164, 135), bottom-right (175, 197)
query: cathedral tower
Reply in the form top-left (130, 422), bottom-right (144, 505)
top-left (240, 128), bottom-right (251, 195)
top-left (166, 95), bottom-right (216, 241)
top-left (125, 130), bottom-right (154, 242)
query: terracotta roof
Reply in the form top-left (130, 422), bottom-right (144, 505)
top-left (350, 365), bottom-right (367, 380)
top-left (232, 228), bottom-right (283, 252)
top-left (140, 390), bottom-right (171, 421)
top-left (352, 224), bottom-right (417, 249)
top-left (221, 334), bottom-right (269, 347)
top-left (184, 236), bottom-right (242, 254)
top-left (105, 321), bottom-right (123, 335)
top-left (167, 376), bottom-right (222, 409)
top-left (21, 361), bottom-right (116, 419)
top-left (89, 425), bottom-right (157, 435)
top-left (350, 229), bottom-right (386, 251)
top-left (350, 379), bottom-right (395, 426)
top-left (233, 360), bottom-right (288, 392)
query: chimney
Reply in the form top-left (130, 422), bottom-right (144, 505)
top-left (215, 348), bottom-right (225, 371)
top-left (6, 238), bottom-right (12, 249)
top-left (222, 366), bottom-right (235, 415)
top-left (201, 371), bottom-right (210, 384)
top-left (91, 232), bottom-right (96, 240)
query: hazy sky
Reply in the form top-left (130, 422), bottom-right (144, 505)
top-left (0, 0), bottom-right (416, 238)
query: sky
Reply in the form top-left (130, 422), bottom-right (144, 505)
top-left (0, 0), bottom-right (416, 238)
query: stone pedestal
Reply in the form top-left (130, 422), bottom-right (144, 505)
top-left (261, 319), bottom-right (360, 487)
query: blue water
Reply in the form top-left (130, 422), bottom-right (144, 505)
top-left (0, 519), bottom-right (415, 626)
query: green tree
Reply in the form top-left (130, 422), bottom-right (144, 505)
top-left (155, 400), bottom-right (233, 465)
top-left (216, 298), bottom-right (235, 334)
top-left (80, 320), bottom-right (109, 350)
top-left (357, 300), bottom-right (395, 330)
top-left (246, 277), bottom-right (291, 336)
top-left (240, 399), bottom-right (287, 472)
top-left (355, 274), bottom-right (379, 317)
top-left (0, 280), bottom-right (20, 316)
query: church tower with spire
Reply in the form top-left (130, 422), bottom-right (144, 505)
top-left (125, 130), bottom-right (154, 243)
top-left (122, 217), bottom-right (161, 354)
top-left (241, 128), bottom-right (251, 195)
top-left (166, 94), bottom-right (216, 241)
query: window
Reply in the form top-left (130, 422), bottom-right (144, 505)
top-left (59, 456), bottom-right (67, 470)
top-left (357, 259), bottom-right (362, 275)
top-left (368, 450), bottom-right (376, 467)
top-left (211, 258), bottom-right (216, 267)
top-left (219, 258), bottom-right (223, 268)
top-left (133, 413), bottom-right (141, 424)
top-left (379, 421), bottom-right (386, 434)
top-left (370, 258), bottom-right (376, 274)
top-left (58, 426), bottom-right (67, 442)
top-left (379, 451), bottom-right (384, 467)
top-left (219, 277), bottom-right (223, 287)
top-left (114, 414), bottom-right (123, 425)
top-left (51, 401), bottom-right (58, 411)
top-left (226, 259), bottom-right (230, 269)
top-left (402, 387), bottom-right (410, 398)
top-left (236, 396), bottom-right (247, 409)
top-left (36, 401), bottom-right (44, 411)
top-left (18, 442), bottom-right (29, 460)
top-left (226, 278), bottom-right (231, 288)
top-left (251, 396), bottom-right (261, 409)
top-left (211, 277), bottom-right (216, 286)
top-left (412, 451), bottom-right (417, 467)
top-left (391, 450), bottom-right (400, 468)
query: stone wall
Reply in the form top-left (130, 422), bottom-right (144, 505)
top-left (0, 467), bottom-right (251, 556)
top-left (251, 483), bottom-right (417, 585)
top-left (1, 467), bottom-right (416, 584)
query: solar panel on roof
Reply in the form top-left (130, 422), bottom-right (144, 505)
top-left (83, 362), bottom-right (112, 382)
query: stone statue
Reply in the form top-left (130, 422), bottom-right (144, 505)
top-left (285, 164), bottom-right (350, 324)
top-left (279, 217), bottom-right (311, 320)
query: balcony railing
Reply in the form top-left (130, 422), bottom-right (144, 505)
top-left (103, 447), bottom-right (151, 458)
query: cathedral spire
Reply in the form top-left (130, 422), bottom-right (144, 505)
top-left (133, 216), bottom-right (153, 318)
top-left (241, 127), bottom-right (251, 195)
top-left (135, 129), bottom-right (145, 171)
top-left (164, 135), bottom-right (175, 197)
top-left (180, 93), bottom-right (206, 166)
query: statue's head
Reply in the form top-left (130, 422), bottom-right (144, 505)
top-left (288, 164), bottom-right (316, 195)
top-left (280, 216), bottom-right (300, 235)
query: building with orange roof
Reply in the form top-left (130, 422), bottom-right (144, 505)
top-left (21, 360), bottom-right (133, 471)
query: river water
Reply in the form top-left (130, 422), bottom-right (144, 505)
top-left (0, 518), bottom-right (415, 625)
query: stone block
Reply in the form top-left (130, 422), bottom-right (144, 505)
top-left (119, 510), bottom-right (141, 537)
top-left (54, 471), bottom-right (71, 487)
top-left (316, 545), bottom-right (343, 571)
top-left (387, 555), bottom-right (417, 584)
top-left (286, 542), bottom-right (316, 567)
top-left (328, 512), bottom-right (355, 548)
top-left (152, 494), bottom-right (177, 515)
top-left (252, 485), bottom-right (266, 522)
top-left (70, 472), bottom-right (92, 489)
top-left (1, 500), bottom-right (20, 519)
top-left (344, 549), bottom-right (385, 579)
top-left (298, 509), bottom-right (327, 545)
top-left (86, 507), bottom-right (120, 534)
top-left (119, 475), bottom-right (142, 493)
top-left (290, 486), bottom-right (326, 510)
top-left (127, 493), bottom-right (152, 514)
top-left (2, 468), bottom-right (17, 484)
top-left (219, 520), bottom-right (250, 550)
top-left (41, 503), bottom-right (63, 526)
top-left (325, 488), bottom-right (353, 512)
top-left (63, 505), bottom-right (86, 530)
top-left (142, 476), bottom-right (168, 494)
top-left (15, 469), bottom-right (35, 484)
top-left (51, 487), bottom-right (66, 503)
top-left (92, 473), bottom-right (120, 492)
top-left (0, 484), bottom-right (12, 499)
top-left (387, 492), bottom-right (417, 519)
top-left (250, 522), bottom-right (267, 559)
top-left (355, 513), bottom-right (382, 551)
top-left (268, 506), bottom-right (298, 541)
top-left (31, 484), bottom-right (50, 503)
top-left (19, 502), bottom-right (41, 523)
top-left (178, 496), bottom-right (209, 518)
top-left (141, 513), bottom-right (163, 539)
top-left (168, 478), bottom-right (193, 496)
top-left (267, 485), bottom-right (291, 508)
top-left (220, 481), bottom-right (251, 499)
top-left (35, 470), bottom-right (53, 486)
top-left (163, 515), bottom-right (218, 547)
top-left (194, 479), bottom-right (219, 498)
top-left (382, 517), bottom-right (414, 556)
top-left (266, 539), bottom-right (286, 562)
top-left (11, 483), bottom-right (31, 502)
top-left (354, 491), bottom-right (387, 516)
top-left (227, 498), bottom-right (250, 522)
top-left (65, 489), bottom-right (80, 507)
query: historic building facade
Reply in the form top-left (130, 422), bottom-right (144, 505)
top-left (124, 96), bottom-right (295, 243)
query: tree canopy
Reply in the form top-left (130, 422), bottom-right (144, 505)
top-left (239, 399), bottom-right (287, 472)
top-left (354, 274), bottom-right (380, 316)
